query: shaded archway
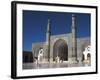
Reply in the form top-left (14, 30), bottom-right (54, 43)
top-left (34, 47), bottom-right (43, 59)
top-left (53, 39), bottom-right (68, 61)
top-left (87, 53), bottom-right (91, 60)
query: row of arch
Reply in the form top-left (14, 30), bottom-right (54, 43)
top-left (34, 39), bottom-right (68, 61)
top-left (34, 39), bottom-right (90, 62)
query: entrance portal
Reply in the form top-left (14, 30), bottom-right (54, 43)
top-left (53, 39), bottom-right (68, 61)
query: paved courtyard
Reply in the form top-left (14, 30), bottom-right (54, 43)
top-left (23, 62), bottom-right (91, 69)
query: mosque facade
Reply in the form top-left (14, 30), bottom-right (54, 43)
top-left (32, 14), bottom-right (90, 63)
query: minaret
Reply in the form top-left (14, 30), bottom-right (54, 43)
top-left (72, 14), bottom-right (77, 62)
top-left (46, 19), bottom-right (51, 62)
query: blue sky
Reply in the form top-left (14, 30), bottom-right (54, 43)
top-left (23, 10), bottom-right (90, 51)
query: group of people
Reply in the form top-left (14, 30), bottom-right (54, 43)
top-left (55, 56), bottom-right (64, 63)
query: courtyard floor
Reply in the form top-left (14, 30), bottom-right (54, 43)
top-left (23, 62), bottom-right (91, 69)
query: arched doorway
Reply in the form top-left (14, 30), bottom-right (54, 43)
top-left (53, 39), bottom-right (68, 61)
top-left (34, 47), bottom-right (43, 60)
top-left (87, 53), bottom-right (91, 60)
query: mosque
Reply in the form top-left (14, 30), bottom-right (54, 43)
top-left (32, 14), bottom-right (90, 64)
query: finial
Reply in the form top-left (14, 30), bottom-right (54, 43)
top-left (72, 14), bottom-right (75, 17)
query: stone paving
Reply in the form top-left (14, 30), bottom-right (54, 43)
top-left (23, 62), bottom-right (91, 69)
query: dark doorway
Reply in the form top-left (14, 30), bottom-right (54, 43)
top-left (53, 39), bottom-right (68, 61)
top-left (87, 53), bottom-right (91, 60)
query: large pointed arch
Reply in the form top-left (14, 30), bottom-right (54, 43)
top-left (53, 39), bottom-right (68, 61)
